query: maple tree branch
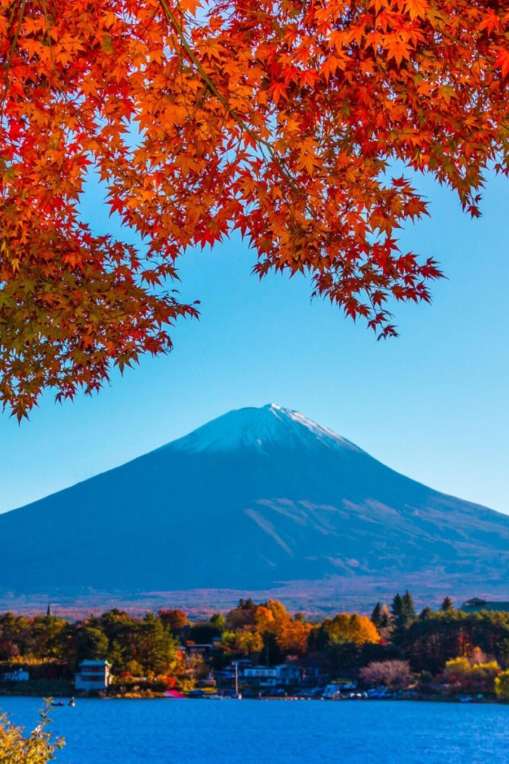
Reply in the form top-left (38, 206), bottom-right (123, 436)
top-left (0, 0), bottom-right (27, 113)
top-left (157, 0), bottom-right (299, 194)
top-left (40, 0), bottom-right (64, 92)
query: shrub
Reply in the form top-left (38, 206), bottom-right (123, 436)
top-left (0, 705), bottom-right (64, 763)
top-left (495, 670), bottom-right (509, 701)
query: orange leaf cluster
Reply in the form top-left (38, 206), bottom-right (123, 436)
top-left (1, 0), bottom-right (509, 417)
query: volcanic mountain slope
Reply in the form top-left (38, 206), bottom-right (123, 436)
top-left (1, 404), bottom-right (508, 604)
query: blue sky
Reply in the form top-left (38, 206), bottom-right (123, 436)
top-left (0, 169), bottom-right (508, 515)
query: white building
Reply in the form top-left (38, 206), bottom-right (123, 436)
top-left (75, 660), bottom-right (112, 691)
top-left (243, 667), bottom-right (278, 687)
top-left (1, 668), bottom-right (29, 682)
top-left (243, 665), bottom-right (302, 687)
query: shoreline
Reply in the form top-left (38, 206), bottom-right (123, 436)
top-left (0, 692), bottom-right (505, 705)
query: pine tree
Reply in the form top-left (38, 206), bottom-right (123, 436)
top-left (441, 597), bottom-right (454, 612)
top-left (371, 602), bottom-right (383, 629)
top-left (390, 591), bottom-right (415, 646)
top-left (391, 594), bottom-right (403, 622)
top-left (141, 613), bottom-right (178, 675)
top-left (401, 591), bottom-right (416, 625)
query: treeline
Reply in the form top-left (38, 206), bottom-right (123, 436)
top-left (0, 610), bottom-right (181, 678)
top-left (2, 594), bottom-right (509, 695)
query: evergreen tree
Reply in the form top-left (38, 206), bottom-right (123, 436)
top-left (371, 602), bottom-right (383, 629)
top-left (391, 593), bottom-right (403, 622)
top-left (401, 591), bottom-right (416, 625)
top-left (441, 597), bottom-right (454, 612)
top-left (390, 591), bottom-right (415, 646)
top-left (107, 639), bottom-right (125, 675)
top-left (140, 613), bottom-right (178, 676)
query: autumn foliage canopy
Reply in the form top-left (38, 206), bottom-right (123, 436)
top-left (1, 0), bottom-right (509, 417)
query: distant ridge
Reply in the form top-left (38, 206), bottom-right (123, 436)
top-left (1, 404), bottom-right (508, 609)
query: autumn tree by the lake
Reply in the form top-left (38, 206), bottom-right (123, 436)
top-left (1, 0), bottom-right (509, 417)
top-left (495, 670), bottom-right (509, 701)
top-left (0, 707), bottom-right (64, 764)
top-left (442, 654), bottom-right (501, 694)
top-left (220, 598), bottom-right (313, 660)
top-left (320, 613), bottom-right (381, 646)
top-left (360, 659), bottom-right (411, 689)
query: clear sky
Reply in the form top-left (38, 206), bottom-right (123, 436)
top-left (0, 168), bottom-right (508, 516)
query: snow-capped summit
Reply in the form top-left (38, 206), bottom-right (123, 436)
top-left (168, 403), bottom-right (361, 455)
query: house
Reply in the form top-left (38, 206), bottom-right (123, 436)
top-left (243, 667), bottom-right (278, 687)
top-left (75, 660), bottom-right (112, 691)
top-left (275, 664), bottom-right (302, 686)
top-left (461, 598), bottom-right (509, 613)
top-left (1, 668), bottom-right (29, 682)
top-left (242, 664), bottom-right (302, 687)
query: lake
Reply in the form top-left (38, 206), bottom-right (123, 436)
top-left (0, 697), bottom-right (508, 764)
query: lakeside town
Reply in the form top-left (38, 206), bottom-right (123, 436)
top-left (2, 594), bottom-right (509, 704)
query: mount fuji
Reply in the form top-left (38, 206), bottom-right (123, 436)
top-left (1, 404), bottom-right (508, 609)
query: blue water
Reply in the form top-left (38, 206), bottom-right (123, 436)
top-left (0, 697), bottom-right (508, 764)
